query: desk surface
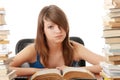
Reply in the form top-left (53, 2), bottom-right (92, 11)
top-left (15, 75), bottom-right (103, 80)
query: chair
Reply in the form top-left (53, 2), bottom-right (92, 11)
top-left (15, 37), bottom-right (85, 66)
top-left (15, 39), bottom-right (34, 54)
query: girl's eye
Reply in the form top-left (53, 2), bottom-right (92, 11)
top-left (48, 26), bottom-right (53, 29)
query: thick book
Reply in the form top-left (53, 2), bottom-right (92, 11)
top-left (100, 71), bottom-right (120, 80)
top-left (103, 17), bottom-right (120, 28)
top-left (31, 67), bottom-right (97, 80)
top-left (0, 8), bottom-right (5, 14)
top-left (0, 70), bottom-right (16, 80)
top-left (0, 64), bottom-right (8, 76)
top-left (100, 62), bottom-right (120, 80)
top-left (103, 21), bottom-right (120, 29)
top-left (0, 34), bottom-right (8, 40)
top-left (105, 37), bottom-right (120, 44)
top-left (0, 56), bottom-right (13, 65)
top-left (0, 51), bottom-right (11, 57)
top-left (107, 55), bottom-right (120, 61)
top-left (0, 51), bottom-right (12, 60)
top-left (100, 62), bottom-right (120, 72)
top-left (103, 47), bottom-right (120, 55)
top-left (0, 40), bottom-right (9, 44)
top-left (104, 51), bottom-right (120, 65)
top-left (108, 60), bottom-right (120, 65)
top-left (109, 8), bottom-right (120, 13)
top-left (103, 16), bottom-right (120, 28)
top-left (0, 15), bottom-right (6, 25)
top-left (103, 15), bottom-right (120, 22)
top-left (108, 49), bottom-right (120, 54)
top-left (0, 8), bottom-right (6, 25)
top-left (108, 43), bottom-right (120, 49)
top-left (107, 12), bottom-right (120, 18)
top-left (103, 29), bottom-right (120, 38)
top-left (104, 0), bottom-right (120, 9)
top-left (0, 30), bottom-right (9, 35)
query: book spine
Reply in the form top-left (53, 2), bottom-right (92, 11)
top-left (109, 49), bottom-right (120, 53)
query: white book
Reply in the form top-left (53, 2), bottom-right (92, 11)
top-left (108, 12), bottom-right (120, 18)
top-left (109, 43), bottom-right (120, 49)
top-left (0, 70), bottom-right (16, 80)
top-left (109, 8), bottom-right (120, 13)
top-left (0, 8), bottom-right (5, 14)
top-left (100, 62), bottom-right (120, 70)
top-left (0, 11), bottom-right (5, 14)
top-left (103, 29), bottom-right (120, 38)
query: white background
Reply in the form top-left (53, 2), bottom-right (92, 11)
top-left (0, 0), bottom-right (105, 60)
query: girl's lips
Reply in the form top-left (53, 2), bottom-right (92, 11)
top-left (55, 35), bottom-right (63, 38)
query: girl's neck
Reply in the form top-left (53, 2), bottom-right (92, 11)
top-left (48, 43), bottom-right (63, 54)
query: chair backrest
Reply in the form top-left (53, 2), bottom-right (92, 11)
top-left (15, 37), bottom-right (85, 66)
top-left (15, 39), bottom-right (34, 54)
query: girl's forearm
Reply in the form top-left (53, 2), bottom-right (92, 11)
top-left (10, 67), bottom-right (42, 77)
top-left (85, 65), bottom-right (102, 74)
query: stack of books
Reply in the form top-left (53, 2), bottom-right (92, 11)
top-left (0, 60), bottom-right (16, 80)
top-left (101, 0), bottom-right (120, 80)
top-left (100, 62), bottom-right (120, 80)
top-left (103, 0), bottom-right (120, 65)
top-left (0, 8), bottom-right (16, 80)
top-left (0, 8), bottom-right (10, 61)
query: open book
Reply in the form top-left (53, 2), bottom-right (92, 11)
top-left (31, 67), bottom-right (96, 80)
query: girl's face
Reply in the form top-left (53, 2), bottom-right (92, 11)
top-left (44, 19), bottom-right (66, 44)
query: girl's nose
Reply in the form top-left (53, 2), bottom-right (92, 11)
top-left (55, 26), bottom-right (61, 33)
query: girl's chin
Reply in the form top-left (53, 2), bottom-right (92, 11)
top-left (54, 40), bottom-right (63, 44)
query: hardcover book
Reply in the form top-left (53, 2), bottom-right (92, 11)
top-left (0, 70), bottom-right (16, 80)
top-left (107, 55), bottom-right (120, 61)
top-left (109, 60), bottom-right (120, 65)
top-left (100, 71), bottom-right (120, 80)
top-left (103, 29), bottom-right (120, 38)
top-left (104, 0), bottom-right (120, 9)
top-left (105, 37), bottom-right (120, 44)
top-left (109, 43), bottom-right (120, 49)
top-left (31, 67), bottom-right (96, 80)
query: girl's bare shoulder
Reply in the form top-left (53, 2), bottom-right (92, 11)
top-left (15, 43), bottom-right (36, 62)
top-left (70, 40), bottom-right (84, 60)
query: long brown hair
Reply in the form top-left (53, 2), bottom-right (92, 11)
top-left (35, 5), bottom-right (74, 67)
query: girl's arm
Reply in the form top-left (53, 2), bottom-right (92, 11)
top-left (72, 41), bottom-right (107, 73)
top-left (9, 44), bottom-right (44, 76)
top-left (9, 67), bottom-right (41, 77)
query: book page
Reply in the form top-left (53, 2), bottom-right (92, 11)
top-left (62, 67), bottom-right (96, 79)
top-left (31, 69), bottom-right (62, 80)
